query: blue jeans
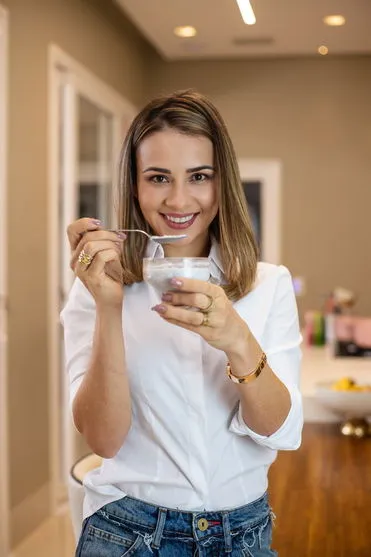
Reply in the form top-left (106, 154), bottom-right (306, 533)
top-left (76, 492), bottom-right (277, 556)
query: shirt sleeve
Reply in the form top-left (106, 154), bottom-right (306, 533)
top-left (60, 278), bottom-right (97, 409)
top-left (229, 265), bottom-right (303, 451)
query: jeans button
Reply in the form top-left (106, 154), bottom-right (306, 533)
top-left (197, 518), bottom-right (209, 531)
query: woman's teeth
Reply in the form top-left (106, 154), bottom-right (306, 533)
top-left (165, 214), bottom-right (195, 224)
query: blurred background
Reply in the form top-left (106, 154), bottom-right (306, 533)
top-left (1, 1), bottom-right (371, 556)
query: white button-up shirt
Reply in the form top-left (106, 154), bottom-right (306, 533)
top-left (61, 240), bottom-right (303, 520)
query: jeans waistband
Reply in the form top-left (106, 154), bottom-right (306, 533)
top-left (97, 492), bottom-right (270, 552)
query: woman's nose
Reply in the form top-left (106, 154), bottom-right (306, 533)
top-left (164, 184), bottom-right (189, 210)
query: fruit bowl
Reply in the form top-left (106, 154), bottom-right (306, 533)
top-left (315, 378), bottom-right (371, 419)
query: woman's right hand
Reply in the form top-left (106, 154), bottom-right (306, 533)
top-left (67, 217), bottom-right (126, 308)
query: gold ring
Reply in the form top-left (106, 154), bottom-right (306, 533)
top-left (201, 294), bottom-right (214, 313)
top-left (78, 249), bottom-right (93, 268)
top-left (201, 312), bottom-right (210, 327)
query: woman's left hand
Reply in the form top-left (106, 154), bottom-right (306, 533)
top-left (151, 277), bottom-right (249, 352)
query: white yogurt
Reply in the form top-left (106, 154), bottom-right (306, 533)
top-left (143, 258), bottom-right (211, 296)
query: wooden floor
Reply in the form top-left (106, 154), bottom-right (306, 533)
top-left (269, 423), bottom-right (371, 557)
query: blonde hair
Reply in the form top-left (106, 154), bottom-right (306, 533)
top-left (116, 90), bottom-right (258, 301)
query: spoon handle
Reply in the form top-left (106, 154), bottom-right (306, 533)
top-left (109, 229), bottom-right (150, 239)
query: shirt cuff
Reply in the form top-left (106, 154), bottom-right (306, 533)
top-left (229, 385), bottom-right (303, 451)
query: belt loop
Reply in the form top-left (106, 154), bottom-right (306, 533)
top-left (222, 512), bottom-right (232, 553)
top-left (152, 508), bottom-right (167, 550)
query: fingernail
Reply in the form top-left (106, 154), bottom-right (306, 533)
top-left (161, 293), bottom-right (172, 302)
top-left (92, 219), bottom-right (102, 226)
top-left (116, 232), bottom-right (127, 239)
top-left (151, 304), bottom-right (167, 314)
top-left (170, 278), bottom-right (183, 287)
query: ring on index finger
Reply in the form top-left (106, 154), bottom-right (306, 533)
top-left (78, 249), bottom-right (93, 269)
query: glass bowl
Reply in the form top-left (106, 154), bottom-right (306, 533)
top-left (143, 257), bottom-right (211, 295)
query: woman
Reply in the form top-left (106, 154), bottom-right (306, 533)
top-left (62, 90), bottom-right (303, 556)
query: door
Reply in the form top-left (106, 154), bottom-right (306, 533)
top-left (59, 84), bottom-right (116, 495)
top-left (48, 46), bottom-right (136, 510)
top-left (0, 5), bottom-right (9, 556)
top-left (242, 180), bottom-right (262, 253)
top-left (60, 91), bottom-right (116, 478)
top-left (239, 159), bottom-right (282, 264)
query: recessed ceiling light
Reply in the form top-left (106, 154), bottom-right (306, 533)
top-left (318, 45), bottom-right (329, 56)
top-left (323, 14), bottom-right (346, 26)
top-left (235, 1), bottom-right (256, 25)
top-left (174, 26), bottom-right (197, 38)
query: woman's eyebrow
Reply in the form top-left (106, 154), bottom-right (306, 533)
top-left (143, 165), bottom-right (214, 174)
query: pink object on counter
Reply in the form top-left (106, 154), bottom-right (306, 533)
top-left (334, 315), bottom-right (355, 341)
top-left (353, 318), bottom-right (371, 348)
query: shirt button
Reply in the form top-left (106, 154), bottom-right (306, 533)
top-left (197, 518), bottom-right (209, 531)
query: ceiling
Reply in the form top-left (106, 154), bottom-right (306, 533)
top-left (115, 0), bottom-right (371, 60)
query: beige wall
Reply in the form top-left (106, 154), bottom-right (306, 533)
top-left (2, 0), bottom-right (155, 547)
top-left (147, 56), bottom-right (371, 318)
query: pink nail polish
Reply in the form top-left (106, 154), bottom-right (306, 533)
top-left (161, 293), bottom-right (172, 302)
top-left (151, 304), bottom-right (167, 314)
top-left (170, 278), bottom-right (183, 287)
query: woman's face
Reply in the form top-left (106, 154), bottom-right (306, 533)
top-left (136, 128), bottom-right (219, 257)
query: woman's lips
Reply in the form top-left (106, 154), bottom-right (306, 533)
top-left (161, 213), bottom-right (199, 230)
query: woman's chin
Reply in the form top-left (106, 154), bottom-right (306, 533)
top-left (166, 236), bottom-right (193, 248)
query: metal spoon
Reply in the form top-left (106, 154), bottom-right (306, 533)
top-left (110, 229), bottom-right (187, 244)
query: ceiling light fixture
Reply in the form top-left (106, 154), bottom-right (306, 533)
top-left (235, 0), bottom-right (256, 25)
top-left (318, 45), bottom-right (329, 56)
top-left (174, 26), bottom-right (197, 38)
top-left (323, 14), bottom-right (346, 26)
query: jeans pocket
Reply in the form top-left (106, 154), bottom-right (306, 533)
top-left (79, 522), bottom-right (147, 557)
top-left (239, 512), bottom-right (276, 557)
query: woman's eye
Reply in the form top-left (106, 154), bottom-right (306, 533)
top-left (150, 175), bottom-right (168, 184)
top-left (191, 173), bottom-right (209, 182)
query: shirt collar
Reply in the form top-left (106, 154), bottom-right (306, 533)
top-left (144, 236), bottom-right (225, 284)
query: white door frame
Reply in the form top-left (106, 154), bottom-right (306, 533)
top-left (48, 44), bottom-right (137, 513)
top-left (238, 158), bottom-right (282, 264)
top-left (0, 5), bottom-right (10, 556)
